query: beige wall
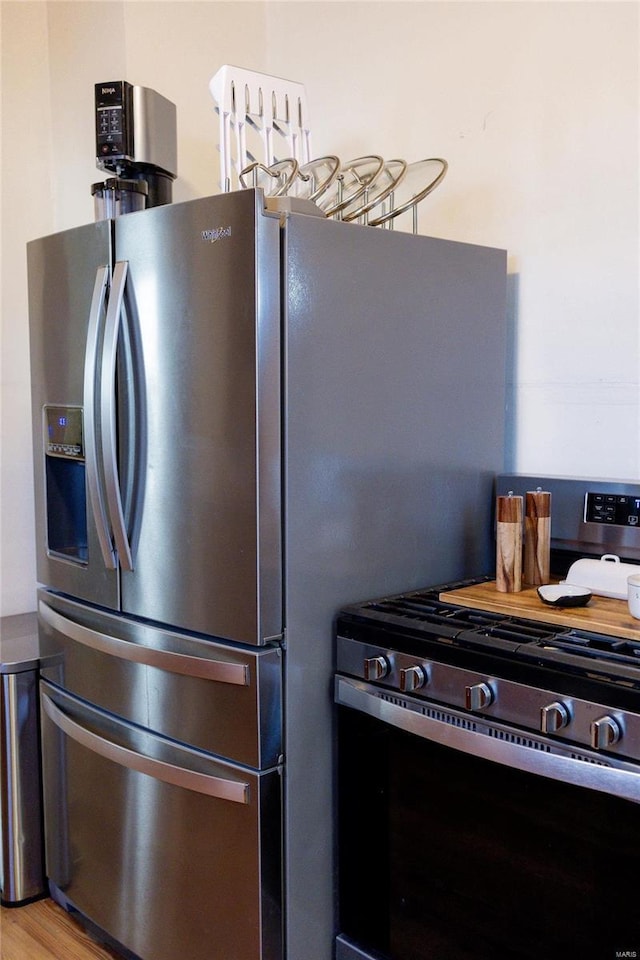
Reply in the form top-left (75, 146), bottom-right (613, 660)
top-left (1, 1), bottom-right (638, 615)
top-left (2, 2), bottom-right (51, 617)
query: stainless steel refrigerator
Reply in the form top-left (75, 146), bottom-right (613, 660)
top-left (28, 188), bottom-right (507, 960)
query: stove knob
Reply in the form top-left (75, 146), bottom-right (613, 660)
top-left (399, 665), bottom-right (428, 693)
top-left (590, 715), bottom-right (621, 750)
top-left (540, 701), bottom-right (571, 734)
top-left (363, 656), bottom-right (389, 681)
top-left (465, 682), bottom-right (494, 711)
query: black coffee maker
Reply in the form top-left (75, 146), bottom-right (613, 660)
top-left (92, 80), bottom-right (177, 218)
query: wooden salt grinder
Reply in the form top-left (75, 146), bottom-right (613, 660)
top-left (496, 494), bottom-right (523, 593)
top-left (524, 490), bottom-right (551, 586)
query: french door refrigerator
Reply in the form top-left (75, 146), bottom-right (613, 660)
top-left (28, 188), bottom-right (507, 960)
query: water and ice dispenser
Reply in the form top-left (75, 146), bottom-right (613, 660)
top-left (43, 405), bottom-right (87, 563)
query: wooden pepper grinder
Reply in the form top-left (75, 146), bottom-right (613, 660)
top-left (496, 493), bottom-right (523, 593)
top-left (524, 489), bottom-right (551, 586)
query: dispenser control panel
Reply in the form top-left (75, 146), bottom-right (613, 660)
top-left (585, 492), bottom-right (640, 528)
top-left (94, 80), bottom-right (177, 180)
top-left (45, 406), bottom-right (83, 459)
top-left (95, 81), bottom-right (134, 167)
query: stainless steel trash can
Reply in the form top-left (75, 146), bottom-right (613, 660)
top-left (0, 612), bottom-right (46, 905)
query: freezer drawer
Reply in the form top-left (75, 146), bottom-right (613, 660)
top-left (41, 681), bottom-right (282, 960)
top-left (38, 590), bottom-right (282, 769)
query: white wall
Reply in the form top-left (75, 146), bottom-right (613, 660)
top-left (263, 1), bottom-right (639, 478)
top-left (1, 1), bottom-right (638, 616)
top-left (2, 2), bottom-right (52, 617)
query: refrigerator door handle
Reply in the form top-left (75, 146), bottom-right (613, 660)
top-left (39, 599), bottom-right (251, 686)
top-left (83, 266), bottom-right (117, 569)
top-left (41, 691), bottom-right (251, 804)
top-left (101, 260), bottom-right (134, 571)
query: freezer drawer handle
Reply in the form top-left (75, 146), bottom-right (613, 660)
top-left (42, 692), bottom-right (250, 804)
top-left (39, 601), bottom-right (250, 686)
top-left (83, 265), bottom-right (116, 569)
top-left (101, 260), bottom-right (134, 571)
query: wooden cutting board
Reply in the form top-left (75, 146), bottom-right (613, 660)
top-left (440, 580), bottom-right (640, 640)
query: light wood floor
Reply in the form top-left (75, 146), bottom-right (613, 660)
top-left (1, 897), bottom-right (123, 960)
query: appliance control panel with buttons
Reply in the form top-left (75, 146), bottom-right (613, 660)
top-left (95, 81), bottom-right (134, 165)
top-left (584, 491), bottom-right (640, 527)
top-left (44, 405), bottom-right (83, 459)
top-left (336, 634), bottom-right (640, 760)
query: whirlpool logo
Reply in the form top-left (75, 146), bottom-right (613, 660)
top-left (201, 225), bottom-right (232, 243)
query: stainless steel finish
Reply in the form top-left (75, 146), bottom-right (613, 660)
top-left (591, 715), bottom-right (622, 750)
top-left (28, 221), bottom-right (118, 608)
top-left (363, 656), bottom-right (389, 681)
top-left (465, 681), bottom-right (493, 711)
top-left (0, 613), bottom-right (45, 906)
top-left (336, 676), bottom-right (640, 805)
top-left (1, 673), bottom-right (44, 904)
top-left (0, 613), bottom-right (40, 673)
top-left (29, 191), bottom-right (509, 960)
top-left (39, 590), bottom-right (281, 769)
top-left (115, 192), bottom-right (282, 644)
top-left (116, 276), bottom-right (146, 563)
top-left (496, 475), bottom-right (640, 562)
top-left (399, 664), bottom-right (428, 692)
top-left (283, 213), bottom-right (506, 960)
top-left (39, 599), bottom-right (249, 685)
top-left (540, 701), bottom-right (571, 734)
top-left (131, 84), bottom-right (177, 177)
top-left (100, 260), bottom-right (133, 571)
top-left (83, 266), bottom-right (114, 569)
top-left (42, 690), bottom-right (249, 803)
top-left (337, 635), bottom-right (640, 762)
top-left (41, 681), bottom-right (282, 960)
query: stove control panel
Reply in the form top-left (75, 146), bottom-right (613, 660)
top-left (585, 491), bottom-right (640, 528)
top-left (336, 635), bottom-right (640, 762)
top-left (496, 476), bottom-right (640, 562)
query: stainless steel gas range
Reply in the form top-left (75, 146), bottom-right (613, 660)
top-left (335, 476), bottom-right (640, 960)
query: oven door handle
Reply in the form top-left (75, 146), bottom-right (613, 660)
top-left (336, 676), bottom-right (640, 805)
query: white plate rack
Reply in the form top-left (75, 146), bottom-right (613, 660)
top-left (209, 65), bottom-right (312, 193)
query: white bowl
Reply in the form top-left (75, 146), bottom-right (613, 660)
top-left (537, 584), bottom-right (592, 608)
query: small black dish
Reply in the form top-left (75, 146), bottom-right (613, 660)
top-left (537, 584), bottom-right (592, 608)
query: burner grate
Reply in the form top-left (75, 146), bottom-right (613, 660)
top-left (465, 619), bottom-right (562, 644)
top-left (340, 578), bottom-right (640, 694)
top-left (540, 630), bottom-right (640, 666)
top-left (357, 591), bottom-right (512, 639)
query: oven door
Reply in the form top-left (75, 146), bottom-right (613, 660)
top-left (336, 676), bottom-right (640, 960)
